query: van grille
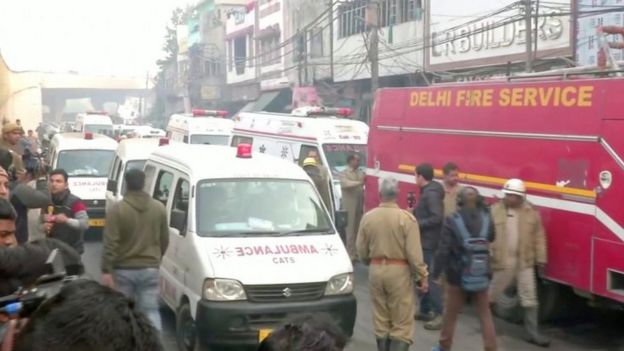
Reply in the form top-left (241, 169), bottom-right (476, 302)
top-left (245, 282), bottom-right (327, 302)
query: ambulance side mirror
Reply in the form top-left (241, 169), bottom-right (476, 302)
top-left (107, 179), bottom-right (118, 195)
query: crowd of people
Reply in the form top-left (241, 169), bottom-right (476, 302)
top-left (353, 161), bottom-right (550, 351)
top-left (0, 118), bottom-right (552, 351)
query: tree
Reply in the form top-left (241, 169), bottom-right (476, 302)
top-left (151, 6), bottom-right (195, 121)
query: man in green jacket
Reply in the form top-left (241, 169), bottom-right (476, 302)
top-left (101, 168), bottom-right (169, 330)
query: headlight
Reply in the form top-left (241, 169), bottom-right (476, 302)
top-left (324, 273), bottom-right (354, 296)
top-left (202, 278), bottom-right (247, 301)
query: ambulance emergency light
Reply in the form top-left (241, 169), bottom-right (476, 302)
top-left (236, 144), bottom-right (252, 159)
top-left (192, 109), bottom-right (229, 117)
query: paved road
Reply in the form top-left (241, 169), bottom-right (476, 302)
top-left (83, 242), bottom-right (623, 351)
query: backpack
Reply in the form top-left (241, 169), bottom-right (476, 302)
top-left (451, 212), bottom-right (491, 292)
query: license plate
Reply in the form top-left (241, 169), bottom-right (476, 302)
top-left (258, 329), bottom-right (272, 342)
top-left (88, 219), bottom-right (105, 227)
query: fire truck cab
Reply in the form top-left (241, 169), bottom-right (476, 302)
top-left (166, 109), bottom-right (233, 145)
top-left (231, 106), bottom-right (369, 211)
top-left (366, 77), bottom-right (624, 319)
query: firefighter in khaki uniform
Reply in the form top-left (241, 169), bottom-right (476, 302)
top-left (340, 153), bottom-right (365, 261)
top-left (357, 176), bottom-right (429, 351)
top-left (489, 178), bottom-right (550, 347)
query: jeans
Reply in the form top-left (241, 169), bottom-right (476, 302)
top-left (420, 249), bottom-right (443, 316)
top-left (114, 268), bottom-right (162, 331)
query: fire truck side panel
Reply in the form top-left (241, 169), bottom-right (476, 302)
top-left (367, 79), bottom-right (624, 305)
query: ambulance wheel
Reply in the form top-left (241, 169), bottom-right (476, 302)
top-left (176, 302), bottom-right (205, 351)
top-left (492, 284), bottom-right (523, 324)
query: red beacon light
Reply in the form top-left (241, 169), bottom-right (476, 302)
top-left (84, 132), bottom-right (94, 140)
top-left (191, 109), bottom-right (229, 117)
top-left (159, 138), bottom-right (170, 146)
top-left (236, 143), bottom-right (252, 158)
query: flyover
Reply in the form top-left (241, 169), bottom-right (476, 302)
top-left (0, 53), bottom-right (150, 130)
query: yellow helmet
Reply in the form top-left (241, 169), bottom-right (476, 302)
top-left (302, 157), bottom-right (317, 167)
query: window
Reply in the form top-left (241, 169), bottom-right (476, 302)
top-left (401, 0), bottom-right (422, 22)
top-left (109, 156), bottom-right (121, 180)
top-left (144, 165), bottom-right (156, 192)
top-left (196, 179), bottom-right (332, 237)
top-left (322, 144), bottom-right (368, 177)
top-left (309, 27), bottom-right (324, 58)
top-left (298, 145), bottom-right (321, 166)
top-left (190, 134), bottom-right (230, 145)
top-left (170, 178), bottom-right (190, 232)
top-left (57, 150), bottom-right (115, 177)
top-left (260, 35), bottom-right (280, 65)
top-left (338, 0), bottom-right (366, 38)
top-left (204, 60), bottom-right (221, 77)
top-left (231, 135), bottom-right (253, 147)
top-left (120, 160), bottom-right (147, 195)
top-left (234, 36), bottom-right (247, 74)
top-left (153, 170), bottom-right (174, 205)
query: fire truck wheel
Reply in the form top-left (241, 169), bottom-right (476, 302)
top-left (492, 284), bottom-right (524, 324)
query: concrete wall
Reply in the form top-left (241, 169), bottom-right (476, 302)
top-left (0, 54), bottom-right (12, 122)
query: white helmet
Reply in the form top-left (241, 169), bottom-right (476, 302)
top-left (502, 178), bottom-right (526, 196)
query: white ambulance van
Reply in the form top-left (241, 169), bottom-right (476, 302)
top-left (146, 143), bottom-right (355, 350)
top-left (74, 111), bottom-right (115, 137)
top-left (105, 138), bottom-right (162, 213)
top-left (166, 109), bottom-right (233, 145)
top-left (231, 106), bottom-right (369, 211)
top-left (47, 132), bottom-right (117, 233)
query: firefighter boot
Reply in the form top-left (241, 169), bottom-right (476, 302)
top-left (523, 307), bottom-right (551, 347)
top-left (388, 338), bottom-right (410, 351)
top-left (376, 337), bottom-right (390, 351)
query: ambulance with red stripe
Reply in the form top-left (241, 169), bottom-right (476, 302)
top-left (231, 106), bottom-right (369, 212)
top-left (366, 76), bottom-right (624, 318)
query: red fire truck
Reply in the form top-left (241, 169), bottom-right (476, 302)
top-left (365, 76), bottom-right (624, 319)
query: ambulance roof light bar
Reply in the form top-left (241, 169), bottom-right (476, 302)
top-left (84, 132), bottom-right (94, 140)
top-left (291, 106), bottom-right (354, 118)
top-left (159, 138), bottom-right (169, 146)
top-left (236, 143), bottom-right (252, 158)
top-left (191, 109), bottom-right (229, 117)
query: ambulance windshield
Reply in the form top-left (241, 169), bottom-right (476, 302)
top-left (322, 144), bottom-right (367, 176)
top-left (57, 150), bottom-right (115, 177)
top-left (190, 134), bottom-right (229, 145)
top-left (196, 179), bottom-right (333, 237)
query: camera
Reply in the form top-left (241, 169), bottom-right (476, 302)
top-left (0, 249), bottom-right (79, 318)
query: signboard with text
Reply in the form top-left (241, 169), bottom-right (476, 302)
top-left (428, 0), bottom-right (572, 70)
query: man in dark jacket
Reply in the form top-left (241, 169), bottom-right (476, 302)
top-left (101, 169), bottom-right (169, 331)
top-left (412, 163), bottom-right (445, 329)
top-left (431, 187), bottom-right (497, 351)
top-left (0, 198), bottom-right (83, 297)
top-left (42, 169), bottom-right (89, 254)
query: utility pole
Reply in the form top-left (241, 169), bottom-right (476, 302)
top-left (254, 0), bottom-right (260, 82)
top-left (368, 0), bottom-right (380, 109)
top-left (328, 0), bottom-right (334, 81)
top-left (533, 0), bottom-right (540, 64)
top-left (524, 0), bottom-right (533, 72)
